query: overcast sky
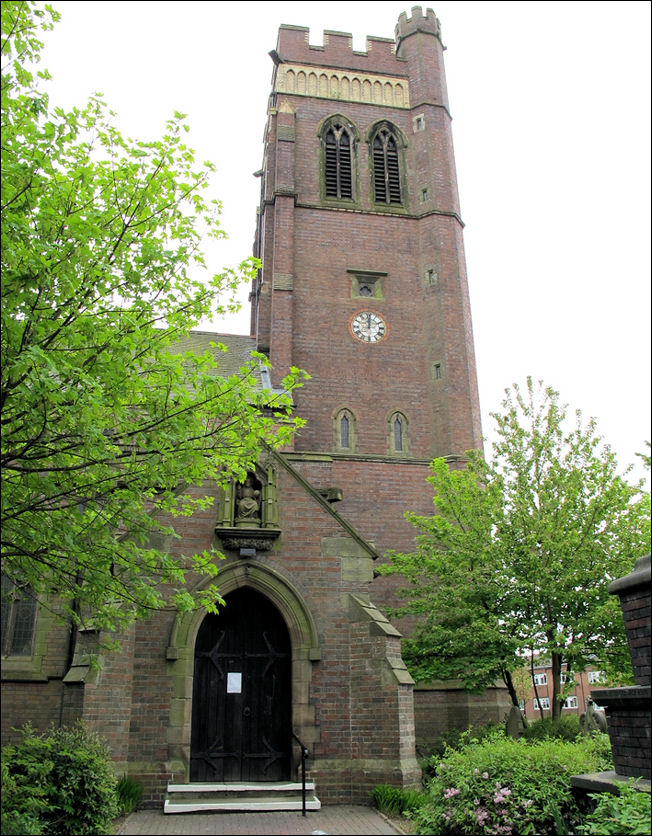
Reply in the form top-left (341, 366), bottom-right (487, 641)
top-left (40, 1), bottom-right (651, 483)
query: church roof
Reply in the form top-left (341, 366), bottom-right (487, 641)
top-left (169, 331), bottom-right (287, 400)
top-left (171, 330), bottom-right (260, 379)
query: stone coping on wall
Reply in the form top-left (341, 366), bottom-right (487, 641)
top-left (571, 771), bottom-right (651, 796)
top-left (590, 685), bottom-right (651, 708)
top-left (609, 553), bottom-right (651, 595)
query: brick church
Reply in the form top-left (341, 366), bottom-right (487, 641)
top-left (2, 7), bottom-right (507, 808)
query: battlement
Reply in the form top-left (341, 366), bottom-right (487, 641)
top-left (395, 6), bottom-right (443, 53)
top-left (277, 22), bottom-right (402, 75)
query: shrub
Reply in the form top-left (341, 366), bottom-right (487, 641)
top-left (578, 782), bottom-right (652, 835)
top-left (116, 774), bottom-right (144, 815)
top-left (1, 723), bottom-right (118, 835)
top-left (419, 723), bottom-right (504, 781)
top-left (1, 755), bottom-right (47, 835)
top-left (371, 783), bottom-right (426, 816)
top-left (412, 731), bottom-right (613, 835)
top-left (522, 715), bottom-right (582, 742)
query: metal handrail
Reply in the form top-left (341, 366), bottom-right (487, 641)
top-left (292, 731), bottom-right (310, 816)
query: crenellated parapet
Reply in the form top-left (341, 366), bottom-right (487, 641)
top-left (395, 6), bottom-right (443, 52)
top-left (276, 25), bottom-right (403, 76)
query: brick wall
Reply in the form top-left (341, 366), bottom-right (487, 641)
top-left (618, 588), bottom-right (651, 686)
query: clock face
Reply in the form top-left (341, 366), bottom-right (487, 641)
top-left (350, 311), bottom-right (387, 343)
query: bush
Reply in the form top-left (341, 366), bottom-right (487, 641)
top-left (412, 730), bottom-right (613, 835)
top-left (578, 782), bottom-right (652, 835)
top-left (418, 723), bottom-right (504, 781)
top-left (1, 723), bottom-right (118, 835)
top-left (1, 755), bottom-right (47, 835)
top-left (522, 715), bottom-right (582, 742)
top-left (371, 783), bottom-right (426, 816)
top-left (116, 774), bottom-right (144, 815)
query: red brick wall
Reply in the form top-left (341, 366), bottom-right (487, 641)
top-left (257, 10), bottom-right (482, 458)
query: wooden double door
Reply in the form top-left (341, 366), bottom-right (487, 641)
top-left (190, 588), bottom-right (291, 782)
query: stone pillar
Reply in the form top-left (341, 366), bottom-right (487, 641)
top-left (591, 554), bottom-right (650, 780)
top-left (572, 553), bottom-right (651, 793)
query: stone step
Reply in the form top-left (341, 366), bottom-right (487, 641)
top-left (164, 781), bottom-right (321, 814)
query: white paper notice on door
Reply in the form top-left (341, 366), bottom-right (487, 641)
top-left (227, 672), bottom-right (242, 694)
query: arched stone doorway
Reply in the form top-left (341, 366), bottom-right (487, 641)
top-left (166, 562), bottom-right (321, 784)
top-left (190, 588), bottom-right (291, 782)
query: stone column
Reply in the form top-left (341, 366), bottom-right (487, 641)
top-left (572, 553), bottom-right (651, 793)
top-left (591, 554), bottom-right (650, 780)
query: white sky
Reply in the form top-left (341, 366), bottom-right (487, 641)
top-left (39, 1), bottom-right (651, 483)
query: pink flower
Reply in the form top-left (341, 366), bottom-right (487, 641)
top-left (482, 772), bottom-right (489, 779)
top-left (444, 787), bottom-right (460, 799)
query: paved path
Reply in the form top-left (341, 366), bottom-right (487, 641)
top-left (116, 805), bottom-right (404, 835)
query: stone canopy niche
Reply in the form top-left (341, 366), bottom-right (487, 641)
top-left (214, 465), bottom-right (281, 553)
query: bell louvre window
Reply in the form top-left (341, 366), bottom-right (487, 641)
top-left (324, 123), bottom-right (353, 199)
top-left (372, 127), bottom-right (401, 205)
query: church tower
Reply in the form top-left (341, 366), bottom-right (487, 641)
top-left (1, 8), bottom-right (497, 811)
top-left (252, 7), bottom-right (482, 585)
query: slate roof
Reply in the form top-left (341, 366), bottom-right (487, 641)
top-left (170, 330), bottom-right (260, 378)
top-left (168, 331), bottom-right (284, 397)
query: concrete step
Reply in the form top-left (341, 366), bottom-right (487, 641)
top-left (164, 781), bottom-right (321, 814)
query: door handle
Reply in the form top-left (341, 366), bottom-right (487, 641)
top-left (243, 706), bottom-right (251, 718)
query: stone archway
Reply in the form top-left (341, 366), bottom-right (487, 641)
top-left (165, 561), bottom-right (321, 782)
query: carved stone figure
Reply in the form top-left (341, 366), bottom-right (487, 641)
top-left (235, 474), bottom-right (261, 526)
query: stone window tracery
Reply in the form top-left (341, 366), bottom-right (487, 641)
top-left (1, 575), bottom-right (36, 657)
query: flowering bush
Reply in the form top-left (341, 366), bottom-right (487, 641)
top-left (411, 730), bottom-right (612, 835)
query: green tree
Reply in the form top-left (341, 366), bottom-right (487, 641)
top-left (1, 2), bottom-right (306, 635)
top-left (383, 378), bottom-right (650, 720)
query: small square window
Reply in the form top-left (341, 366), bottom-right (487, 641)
top-left (426, 268), bottom-right (437, 286)
top-left (421, 188), bottom-right (429, 202)
top-left (413, 114), bottom-right (425, 132)
top-left (433, 363), bottom-right (442, 380)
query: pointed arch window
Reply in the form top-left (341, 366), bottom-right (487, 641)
top-left (340, 413), bottom-right (350, 448)
top-left (393, 416), bottom-right (403, 452)
top-left (1, 575), bottom-right (37, 657)
top-left (371, 125), bottom-right (402, 205)
top-left (388, 411), bottom-right (409, 455)
top-left (324, 121), bottom-right (354, 200)
top-left (334, 408), bottom-right (356, 452)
